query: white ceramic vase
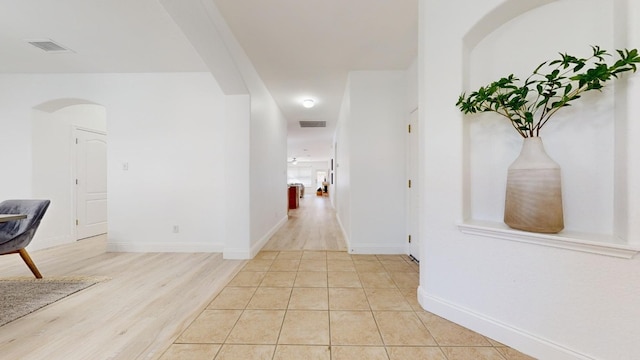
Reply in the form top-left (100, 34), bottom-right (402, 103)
top-left (504, 137), bottom-right (564, 233)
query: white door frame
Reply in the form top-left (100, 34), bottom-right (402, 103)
top-left (407, 108), bottom-right (420, 260)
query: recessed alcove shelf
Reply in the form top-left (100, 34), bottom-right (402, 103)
top-left (458, 220), bottom-right (640, 259)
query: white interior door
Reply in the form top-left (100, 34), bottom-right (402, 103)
top-left (407, 109), bottom-right (420, 260)
top-left (75, 128), bottom-right (107, 240)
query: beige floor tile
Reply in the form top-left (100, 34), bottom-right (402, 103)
top-left (358, 272), bottom-right (396, 288)
top-left (327, 259), bottom-right (356, 271)
top-left (294, 271), bottom-right (328, 287)
top-left (387, 347), bottom-right (447, 360)
top-left (440, 347), bottom-right (507, 360)
top-left (273, 345), bottom-right (330, 360)
top-left (261, 271), bottom-right (297, 287)
top-left (226, 310), bottom-right (285, 344)
top-left (227, 271), bottom-right (266, 287)
top-left (381, 260), bottom-right (414, 272)
top-left (255, 251), bottom-right (279, 260)
top-left (289, 287), bottom-right (328, 310)
top-left (495, 347), bottom-right (537, 360)
top-left (486, 338), bottom-right (507, 347)
top-left (246, 287), bottom-right (292, 310)
top-left (159, 344), bottom-right (221, 360)
top-left (298, 259), bottom-right (327, 272)
top-left (301, 251), bottom-right (327, 260)
top-left (242, 259), bottom-right (274, 271)
top-left (330, 311), bottom-right (383, 345)
top-left (389, 272), bottom-right (419, 288)
top-left (365, 288), bottom-right (412, 311)
top-left (328, 288), bottom-right (370, 310)
top-left (353, 260), bottom-right (386, 272)
top-left (278, 310), bottom-right (330, 345)
top-left (326, 252), bottom-right (351, 260)
top-left (207, 287), bottom-right (256, 310)
top-left (276, 251), bottom-right (304, 260)
top-left (374, 311), bottom-right (437, 346)
top-left (399, 287), bottom-right (423, 311)
top-left (327, 271), bottom-right (362, 288)
top-left (416, 312), bottom-right (490, 346)
top-left (270, 259), bottom-right (301, 271)
top-left (331, 346), bottom-right (389, 360)
top-left (215, 345), bottom-right (275, 360)
top-left (176, 310), bottom-right (242, 343)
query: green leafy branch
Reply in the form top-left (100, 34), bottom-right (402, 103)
top-left (456, 46), bottom-right (640, 138)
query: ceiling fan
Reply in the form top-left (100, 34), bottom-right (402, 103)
top-left (288, 157), bottom-right (298, 165)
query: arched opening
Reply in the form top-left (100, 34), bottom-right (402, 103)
top-left (31, 99), bottom-right (107, 250)
top-left (461, 0), bottom-right (623, 236)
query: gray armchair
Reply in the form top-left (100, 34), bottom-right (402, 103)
top-left (0, 199), bottom-right (51, 278)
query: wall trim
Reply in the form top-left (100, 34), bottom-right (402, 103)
top-left (336, 214), bottom-right (351, 251)
top-left (223, 247), bottom-right (251, 260)
top-left (29, 235), bottom-right (73, 251)
top-left (107, 241), bottom-right (224, 253)
top-left (250, 214), bottom-right (288, 258)
top-left (459, 220), bottom-right (640, 259)
top-left (348, 244), bottom-right (407, 255)
top-left (418, 287), bottom-right (594, 360)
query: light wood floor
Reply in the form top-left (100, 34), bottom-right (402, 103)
top-left (263, 195), bottom-right (347, 251)
top-left (0, 235), bottom-right (246, 360)
top-left (0, 196), bottom-right (346, 359)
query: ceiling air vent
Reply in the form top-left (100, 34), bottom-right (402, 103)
top-left (299, 121), bottom-right (326, 128)
top-left (27, 39), bottom-right (73, 53)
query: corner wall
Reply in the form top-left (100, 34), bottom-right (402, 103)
top-left (335, 71), bottom-right (408, 254)
top-left (161, 0), bottom-right (289, 258)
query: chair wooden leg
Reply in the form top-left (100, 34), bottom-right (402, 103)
top-left (18, 248), bottom-right (42, 279)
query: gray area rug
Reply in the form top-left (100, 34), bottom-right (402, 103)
top-left (0, 277), bottom-right (106, 326)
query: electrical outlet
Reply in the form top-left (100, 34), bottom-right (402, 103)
top-left (172, 225), bottom-right (179, 233)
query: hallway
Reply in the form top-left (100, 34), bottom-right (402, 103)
top-left (263, 196), bottom-right (347, 251)
top-left (160, 196), bottom-right (534, 360)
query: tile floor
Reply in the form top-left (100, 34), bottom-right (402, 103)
top-left (159, 251), bottom-right (535, 360)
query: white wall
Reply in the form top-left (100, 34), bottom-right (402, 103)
top-left (418, 0), bottom-right (640, 359)
top-left (335, 71), bottom-right (408, 254)
top-left (0, 72), bottom-right (230, 253)
top-left (31, 103), bottom-right (107, 250)
top-left (334, 83), bottom-right (352, 248)
top-left (145, 0), bottom-right (289, 259)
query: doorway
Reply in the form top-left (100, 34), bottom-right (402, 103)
top-left (74, 128), bottom-right (108, 240)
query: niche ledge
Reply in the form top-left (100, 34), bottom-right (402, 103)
top-left (458, 220), bottom-right (640, 259)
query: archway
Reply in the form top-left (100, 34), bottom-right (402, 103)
top-left (30, 99), bottom-right (107, 250)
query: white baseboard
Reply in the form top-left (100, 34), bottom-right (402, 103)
top-left (223, 214), bottom-right (288, 260)
top-left (335, 214), bottom-right (351, 250)
top-left (29, 235), bottom-right (74, 251)
top-left (250, 215), bottom-right (288, 258)
top-left (107, 241), bottom-right (224, 253)
top-left (348, 244), bottom-right (407, 255)
top-left (418, 287), bottom-right (593, 360)
top-left (222, 248), bottom-right (251, 260)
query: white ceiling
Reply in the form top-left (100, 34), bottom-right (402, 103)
top-left (0, 0), bottom-right (417, 162)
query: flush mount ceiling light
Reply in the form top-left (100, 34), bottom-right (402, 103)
top-left (302, 99), bottom-right (315, 108)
